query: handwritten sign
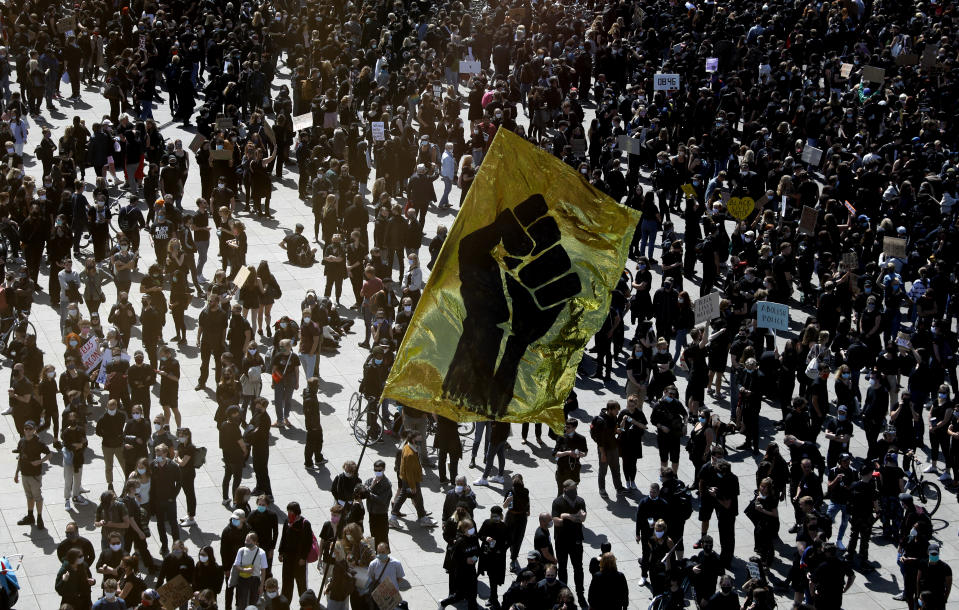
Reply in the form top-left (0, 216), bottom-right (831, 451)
top-left (798, 206), bottom-right (818, 235)
top-left (292, 113), bottom-right (313, 131)
top-left (883, 236), bottom-right (907, 258)
top-left (896, 331), bottom-right (912, 350)
top-left (371, 121), bottom-right (386, 141)
top-left (654, 73), bottom-right (681, 91)
top-left (371, 577), bottom-right (403, 610)
top-left (694, 292), bottom-right (721, 325)
top-left (840, 63), bottom-right (853, 78)
top-left (617, 135), bottom-right (642, 155)
top-left (756, 301), bottom-right (789, 332)
top-left (80, 336), bottom-right (101, 374)
top-left (705, 57), bottom-right (719, 73)
top-left (801, 145), bottom-right (823, 167)
top-left (728, 196), bottom-right (755, 220)
top-left (188, 134), bottom-right (206, 153)
top-left (842, 251), bottom-right (859, 269)
top-left (210, 148), bottom-right (232, 161)
top-left (232, 265), bottom-right (251, 290)
top-left (459, 60), bottom-right (482, 75)
top-left (680, 183), bottom-right (697, 199)
top-left (158, 575), bottom-right (193, 610)
top-left (862, 65), bottom-right (885, 84)
top-left (215, 116), bottom-right (234, 132)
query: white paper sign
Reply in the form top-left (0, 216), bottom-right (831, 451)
top-left (694, 292), bottom-right (721, 325)
top-left (79, 336), bottom-right (101, 374)
top-left (291, 113), bottom-right (313, 131)
top-left (756, 301), bottom-right (789, 332)
top-left (801, 145), bottom-right (823, 166)
top-left (371, 121), bottom-right (385, 141)
top-left (653, 73), bottom-right (681, 91)
top-left (459, 60), bottom-right (482, 75)
top-left (705, 57), bottom-right (719, 72)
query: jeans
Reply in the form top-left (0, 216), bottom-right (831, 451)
top-left (639, 219), bottom-right (658, 259)
top-left (598, 446), bottom-right (623, 491)
top-left (391, 481), bottom-right (427, 518)
top-left (827, 501), bottom-right (849, 543)
top-left (274, 383), bottom-right (294, 421)
top-left (153, 498), bottom-right (179, 550)
top-left (299, 353), bottom-right (317, 380)
top-left (481, 441), bottom-right (506, 478)
top-left (470, 421), bottom-right (490, 462)
top-left (63, 465), bottom-right (83, 499)
top-left (673, 328), bottom-right (689, 364)
top-left (196, 240), bottom-right (210, 277)
top-left (439, 177), bottom-right (453, 206)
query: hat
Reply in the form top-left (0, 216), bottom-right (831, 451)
top-left (839, 452), bottom-right (851, 461)
top-left (526, 550), bottom-right (541, 560)
top-left (899, 492), bottom-right (913, 503)
top-left (232, 509), bottom-right (246, 519)
top-left (23, 420), bottom-right (36, 429)
top-left (416, 163), bottom-right (427, 173)
top-left (929, 542), bottom-right (940, 553)
top-left (837, 405), bottom-right (848, 412)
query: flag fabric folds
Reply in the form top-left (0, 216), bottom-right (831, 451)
top-left (383, 128), bottom-right (641, 431)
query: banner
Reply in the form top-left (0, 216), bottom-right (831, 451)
top-left (382, 129), bottom-right (640, 430)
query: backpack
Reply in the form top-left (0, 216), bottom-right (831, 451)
top-left (589, 414), bottom-right (606, 444)
top-left (192, 446), bottom-right (207, 469)
top-left (663, 480), bottom-right (694, 521)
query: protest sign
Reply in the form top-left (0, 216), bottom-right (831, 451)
top-left (843, 200), bottom-right (857, 215)
top-left (862, 65), bottom-right (885, 83)
top-left (756, 301), bottom-right (789, 332)
top-left (728, 196), bottom-right (755, 220)
top-left (680, 183), bottom-right (697, 198)
top-left (694, 292), bottom-right (721, 325)
top-left (158, 575), bottom-right (193, 610)
top-left (883, 236), bottom-right (907, 258)
top-left (653, 73), bottom-right (680, 91)
top-left (617, 135), bottom-right (642, 155)
top-left (842, 251), bottom-right (859, 269)
top-left (896, 331), bottom-right (912, 350)
top-left (323, 112), bottom-right (339, 129)
top-left (188, 134), bottom-right (206, 153)
top-left (798, 206), bottom-right (818, 235)
top-left (215, 116), bottom-right (234, 131)
top-left (210, 148), bottom-right (232, 161)
top-left (232, 265), bottom-right (252, 290)
top-left (292, 113), bottom-right (313, 131)
top-left (801, 145), bottom-right (823, 166)
top-left (80, 336), bottom-right (101, 374)
top-left (705, 57), bottom-right (719, 72)
top-left (840, 63), bottom-right (853, 78)
top-left (371, 122), bottom-right (386, 141)
top-left (459, 60), bottom-right (482, 74)
top-left (371, 578), bottom-right (403, 610)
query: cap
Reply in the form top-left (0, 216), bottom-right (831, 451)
top-left (232, 509), bottom-right (246, 519)
top-left (837, 405), bottom-right (848, 412)
top-left (839, 452), bottom-right (851, 461)
top-left (527, 550), bottom-right (541, 560)
top-left (23, 420), bottom-right (37, 429)
top-left (929, 542), bottom-right (940, 553)
top-left (899, 492), bottom-right (913, 503)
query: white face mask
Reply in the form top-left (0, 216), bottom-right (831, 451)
top-left (467, 527), bottom-right (476, 536)
top-left (133, 413), bottom-right (142, 420)
top-left (373, 470), bottom-right (384, 478)
top-left (454, 485), bottom-right (464, 493)
top-left (654, 530), bottom-right (665, 538)
top-left (198, 554), bottom-right (208, 562)
top-left (266, 591), bottom-right (279, 599)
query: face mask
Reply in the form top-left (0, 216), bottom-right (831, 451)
top-left (105, 592), bottom-right (116, 600)
top-left (266, 591), bottom-right (279, 599)
top-left (939, 393), bottom-right (948, 400)
top-left (838, 414), bottom-right (847, 421)
top-left (546, 575), bottom-right (556, 582)
top-left (154, 423), bottom-right (163, 432)
top-left (404, 305), bottom-right (412, 313)
top-left (198, 554), bottom-right (208, 562)
top-left (66, 531), bottom-right (78, 540)
top-left (110, 543), bottom-right (122, 551)
top-left (160, 356), bottom-right (168, 362)
top-left (47, 371), bottom-right (56, 378)
top-left (930, 554), bottom-right (940, 563)
top-left (721, 585), bottom-right (732, 594)
top-left (172, 550), bottom-right (183, 558)
top-left (303, 316), bottom-right (311, 324)
top-left (454, 485), bottom-right (464, 493)
top-left (107, 408), bottom-right (117, 416)
top-left (699, 417), bottom-right (707, 423)
top-left (245, 542), bottom-right (256, 550)
top-left (654, 530), bottom-right (665, 538)
top-left (178, 435), bottom-right (188, 443)
top-left (909, 528), bottom-right (918, 539)
top-left (374, 359), bottom-right (383, 365)
top-left (133, 413), bottom-right (142, 421)
top-left (231, 518), bottom-right (241, 527)
top-left (280, 322), bottom-right (288, 329)
top-left (870, 379), bottom-right (879, 387)
top-left (565, 431), bottom-right (574, 438)
top-left (564, 489), bottom-right (576, 499)
top-left (69, 340), bottom-right (79, 347)
top-left (466, 527), bottom-right (476, 536)
top-left (137, 467), bottom-right (147, 475)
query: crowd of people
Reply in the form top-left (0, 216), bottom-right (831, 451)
top-left (1, 0), bottom-right (959, 608)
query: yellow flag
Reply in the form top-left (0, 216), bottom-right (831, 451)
top-left (383, 129), bottom-right (640, 431)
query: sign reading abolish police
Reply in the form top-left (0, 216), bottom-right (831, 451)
top-left (383, 129), bottom-right (640, 431)
top-left (756, 301), bottom-right (789, 332)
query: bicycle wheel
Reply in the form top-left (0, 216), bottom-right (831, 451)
top-left (347, 391), bottom-right (362, 422)
top-left (352, 404), bottom-right (385, 447)
top-left (917, 480), bottom-right (942, 515)
top-left (458, 421), bottom-right (475, 452)
top-left (647, 594), bottom-right (668, 610)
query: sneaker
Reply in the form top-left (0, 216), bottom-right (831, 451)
top-left (17, 514), bottom-right (35, 526)
top-left (197, 274), bottom-right (207, 284)
top-left (79, 487), bottom-right (90, 494)
top-left (924, 464), bottom-right (938, 473)
top-left (0, 407), bottom-right (12, 415)
top-left (418, 516), bottom-right (436, 527)
top-left (893, 592), bottom-right (907, 601)
top-left (388, 517), bottom-right (402, 529)
top-left (180, 517), bottom-right (196, 526)
top-left (73, 495), bottom-right (89, 506)
top-left (36, 516), bottom-right (45, 530)
top-left (836, 540), bottom-right (846, 551)
top-left (317, 457), bottom-right (329, 465)
top-left (474, 478), bottom-right (489, 486)
top-left (489, 475), bottom-right (505, 484)
top-left (64, 499), bottom-right (72, 511)
top-left (638, 576), bottom-right (648, 587)
top-left (222, 499), bottom-right (232, 507)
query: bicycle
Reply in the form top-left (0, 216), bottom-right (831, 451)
top-left (647, 556), bottom-right (692, 610)
top-left (424, 416), bottom-right (476, 454)
top-left (903, 450), bottom-right (942, 516)
top-left (347, 390), bottom-right (388, 446)
top-left (0, 309), bottom-right (36, 357)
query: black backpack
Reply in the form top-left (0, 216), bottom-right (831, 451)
top-left (589, 414), bottom-right (606, 444)
top-left (663, 480), bottom-right (694, 521)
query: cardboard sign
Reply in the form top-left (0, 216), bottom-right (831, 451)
top-left (705, 57), bottom-right (719, 73)
top-left (798, 206), bottom-right (818, 235)
top-left (371, 576), bottom-right (403, 610)
top-left (57, 16), bottom-right (76, 34)
top-left (570, 138), bottom-right (587, 155)
top-left (922, 46), bottom-right (938, 68)
top-left (842, 251), bottom-right (859, 269)
top-left (756, 301), bottom-right (789, 332)
top-left (292, 113), bottom-right (313, 131)
top-left (728, 196), bottom-right (755, 220)
top-left (262, 122), bottom-right (276, 145)
top-left (653, 73), bottom-right (681, 91)
top-left (617, 135), bottom-right (642, 155)
top-left (694, 292), bottom-right (721, 325)
top-left (896, 53), bottom-right (919, 66)
top-left (843, 200), bottom-right (857, 215)
top-left (210, 148), bottom-right (233, 161)
top-left (883, 236), bottom-right (907, 258)
top-left (862, 65), bottom-right (885, 83)
top-left (188, 134), bottom-right (206, 153)
top-left (79, 336), bottom-right (101, 374)
top-left (371, 121), bottom-right (386, 141)
top-left (215, 116), bottom-right (234, 131)
top-left (158, 575), bottom-right (193, 610)
top-left (459, 60), bottom-right (482, 75)
top-left (323, 112), bottom-right (339, 129)
top-left (232, 265), bottom-right (251, 290)
top-left (840, 63), bottom-right (853, 78)
top-left (801, 145), bottom-right (823, 167)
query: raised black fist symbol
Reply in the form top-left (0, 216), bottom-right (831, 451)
top-left (443, 194), bottom-right (582, 418)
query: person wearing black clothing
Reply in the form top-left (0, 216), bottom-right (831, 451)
top-left (248, 495), bottom-right (279, 576)
top-left (219, 406), bottom-right (246, 504)
top-left (193, 545), bottom-right (224, 596)
top-left (439, 518), bottom-right (482, 610)
top-left (118, 479), bottom-right (157, 572)
top-left (707, 576), bottom-right (740, 610)
top-left (504, 474), bottom-right (531, 572)
top-left (365, 459), bottom-right (392, 549)
top-left (635, 482), bottom-right (669, 585)
top-left (689, 535), bottom-right (722, 606)
top-left (173, 427), bottom-right (199, 526)
top-left (331, 460), bottom-right (361, 507)
top-left (823, 406), bottom-right (854, 468)
top-left (156, 540), bottom-right (194, 590)
top-left (195, 295), bottom-right (228, 389)
top-left (617, 395), bottom-right (647, 490)
top-left (278, 501), bottom-right (312, 600)
top-left (477, 506), bottom-right (509, 608)
top-left (221, 509), bottom-right (251, 609)
top-left (150, 444), bottom-right (182, 555)
top-left (847, 465), bottom-right (879, 570)
top-left (552, 419), bottom-right (588, 496)
top-left (58, 522), bottom-right (97, 567)
top-left (862, 376), bottom-right (890, 458)
top-left (139, 297), bottom-right (163, 369)
top-left (248, 397), bottom-right (273, 496)
top-left (441, 476), bottom-right (478, 522)
top-left (551, 480), bottom-right (588, 604)
top-left (706, 460), bottom-right (739, 567)
top-left (826, 453), bottom-right (855, 549)
top-left (595, 400), bottom-right (624, 496)
top-left (302, 377), bottom-right (326, 468)
top-left (809, 543), bottom-right (855, 609)
top-left (14, 420), bottom-right (50, 528)
top-left (95, 400), bottom-right (127, 492)
top-left (650, 386), bottom-right (687, 473)
top-left (916, 543), bottom-right (952, 610)
top-left (127, 352), bottom-right (155, 419)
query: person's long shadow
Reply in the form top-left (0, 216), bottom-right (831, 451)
top-left (318, 378), bottom-right (343, 396)
top-left (408, 523), bottom-right (442, 553)
top-left (506, 444), bottom-right (538, 469)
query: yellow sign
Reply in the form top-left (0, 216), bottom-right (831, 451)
top-left (681, 183), bottom-right (697, 198)
top-left (727, 196), bottom-right (755, 220)
top-left (383, 129), bottom-right (640, 431)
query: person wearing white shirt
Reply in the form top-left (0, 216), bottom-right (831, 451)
top-left (439, 143), bottom-right (457, 208)
top-left (233, 531), bottom-right (269, 608)
top-left (366, 542), bottom-right (405, 597)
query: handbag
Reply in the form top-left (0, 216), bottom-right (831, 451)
top-left (306, 531), bottom-right (320, 563)
top-left (358, 561), bottom-right (389, 610)
top-left (272, 351), bottom-right (293, 383)
top-left (804, 354), bottom-right (820, 380)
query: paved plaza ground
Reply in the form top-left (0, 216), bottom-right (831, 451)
top-left (1, 66), bottom-right (957, 610)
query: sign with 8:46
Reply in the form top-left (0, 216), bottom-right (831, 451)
top-left (654, 73), bottom-right (681, 91)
